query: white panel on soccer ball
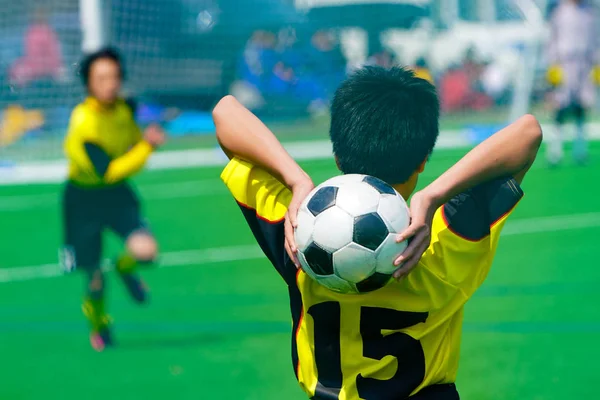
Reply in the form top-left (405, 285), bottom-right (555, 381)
top-left (312, 207), bottom-right (354, 253)
top-left (319, 174), bottom-right (366, 187)
top-left (335, 182), bottom-right (380, 217)
top-left (316, 274), bottom-right (357, 294)
top-left (294, 209), bottom-right (316, 252)
top-left (375, 233), bottom-right (408, 274)
top-left (377, 194), bottom-right (410, 233)
top-left (333, 242), bottom-right (377, 283)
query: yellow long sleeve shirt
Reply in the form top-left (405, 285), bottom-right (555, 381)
top-left (64, 97), bottom-right (153, 187)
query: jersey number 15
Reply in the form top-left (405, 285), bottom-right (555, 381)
top-left (309, 302), bottom-right (428, 400)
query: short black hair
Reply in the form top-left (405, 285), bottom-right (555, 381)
top-left (80, 47), bottom-right (124, 87)
top-left (330, 66), bottom-right (439, 184)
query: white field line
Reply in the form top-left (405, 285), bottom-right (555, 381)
top-left (0, 245), bottom-right (264, 283)
top-left (1, 212), bottom-right (599, 284)
top-left (1, 122), bottom-right (597, 186)
top-left (0, 139), bottom-right (335, 185)
top-left (0, 177), bottom-right (251, 212)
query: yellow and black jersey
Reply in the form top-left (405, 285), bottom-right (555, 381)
top-left (221, 158), bottom-right (523, 400)
top-left (61, 97), bottom-right (151, 270)
top-left (64, 97), bottom-right (152, 187)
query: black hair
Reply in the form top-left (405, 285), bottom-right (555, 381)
top-left (330, 66), bottom-right (439, 184)
top-left (79, 47), bottom-right (125, 87)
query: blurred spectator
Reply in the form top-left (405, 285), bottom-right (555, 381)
top-left (279, 28), bottom-right (304, 73)
top-left (462, 46), bottom-right (485, 83)
top-left (481, 59), bottom-right (511, 105)
top-left (439, 65), bottom-right (492, 113)
top-left (9, 7), bottom-right (65, 87)
top-left (439, 65), bottom-right (470, 112)
top-left (239, 30), bottom-right (278, 92)
top-left (439, 48), bottom-right (492, 113)
top-left (304, 30), bottom-right (346, 99)
top-left (268, 61), bottom-right (297, 96)
top-left (236, 28), bottom-right (347, 114)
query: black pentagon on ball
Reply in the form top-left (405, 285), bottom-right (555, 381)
top-left (353, 213), bottom-right (389, 251)
top-left (356, 272), bottom-right (392, 293)
top-left (307, 186), bottom-right (338, 216)
top-left (304, 242), bottom-right (334, 275)
top-left (363, 176), bottom-right (396, 195)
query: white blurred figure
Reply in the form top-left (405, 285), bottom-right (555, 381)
top-left (481, 60), bottom-right (511, 105)
top-left (546, 0), bottom-right (600, 166)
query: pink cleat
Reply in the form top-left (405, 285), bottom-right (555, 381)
top-left (89, 326), bottom-right (114, 352)
top-left (90, 332), bottom-right (106, 352)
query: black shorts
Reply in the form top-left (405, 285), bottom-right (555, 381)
top-left (555, 103), bottom-right (586, 124)
top-left (62, 181), bottom-right (148, 270)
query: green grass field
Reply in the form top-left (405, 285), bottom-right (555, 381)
top-left (0, 142), bottom-right (599, 400)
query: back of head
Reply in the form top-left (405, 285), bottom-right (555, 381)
top-left (330, 66), bottom-right (439, 184)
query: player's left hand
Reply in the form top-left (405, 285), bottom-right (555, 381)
top-left (284, 176), bottom-right (315, 269)
top-left (392, 190), bottom-right (438, 280)
top-left (144, 124), bottom-right (166, 148)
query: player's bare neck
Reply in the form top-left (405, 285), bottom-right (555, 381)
top-left (392, 170), bottom-right (420, 200)
top-left (392, 183), bottom-right (413, 201)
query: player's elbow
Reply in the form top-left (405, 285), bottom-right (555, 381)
top-left (519, 114), bottom-right (543, 160)
top-left (213, 95), bottom-right (240, 152)
top-left (212, 95), bottom-right (238, 127)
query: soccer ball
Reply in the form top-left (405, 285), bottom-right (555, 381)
top-left (294, 174), bottom-right (410, 294)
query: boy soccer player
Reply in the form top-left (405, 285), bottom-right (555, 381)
top-left (62, 48), bottom-right (165, 351)
top-left (546, 0), bottom-right (599, 165)
top-left (215, 67), bottom-right (542, 399)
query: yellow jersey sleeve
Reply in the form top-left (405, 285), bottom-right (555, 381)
top-left (221, 157), bottom-right (297, 283)
top-left (100, 141), bottom-right (153, 184)
top-left (422, 177), bottom-right (523, 297)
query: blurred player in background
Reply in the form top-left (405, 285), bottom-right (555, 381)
top-left (61, 48), bottom-right (165, 351)
top-left (546, 0), bottom-right (600, 165)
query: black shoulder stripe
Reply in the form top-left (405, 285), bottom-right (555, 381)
top-left (487, 177), bottom-right (523, 225)
top-left (83, 142), bottom-right (111, 177)
top-left (124, 97), bottom-right (138, 116)
top-left (442, 191), bottom-right (490, 242)
top-left (442, 177), bottom-right (523, 241)
top-left (238, 203), bottom-right (297, 284)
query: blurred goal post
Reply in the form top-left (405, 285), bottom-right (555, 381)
top-left (508, 0), bottom-right (548, 121)
top-left (79, 0), bottom-right (106, 53)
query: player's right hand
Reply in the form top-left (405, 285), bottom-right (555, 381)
top-left (546, 65), bottom-right (563, 87)
top-left (284, 176), bottom-right (315, 269)
top-left (392, 189), bottom-right (438, 280)
top-left (144, 124), bottom-right (166, 148)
